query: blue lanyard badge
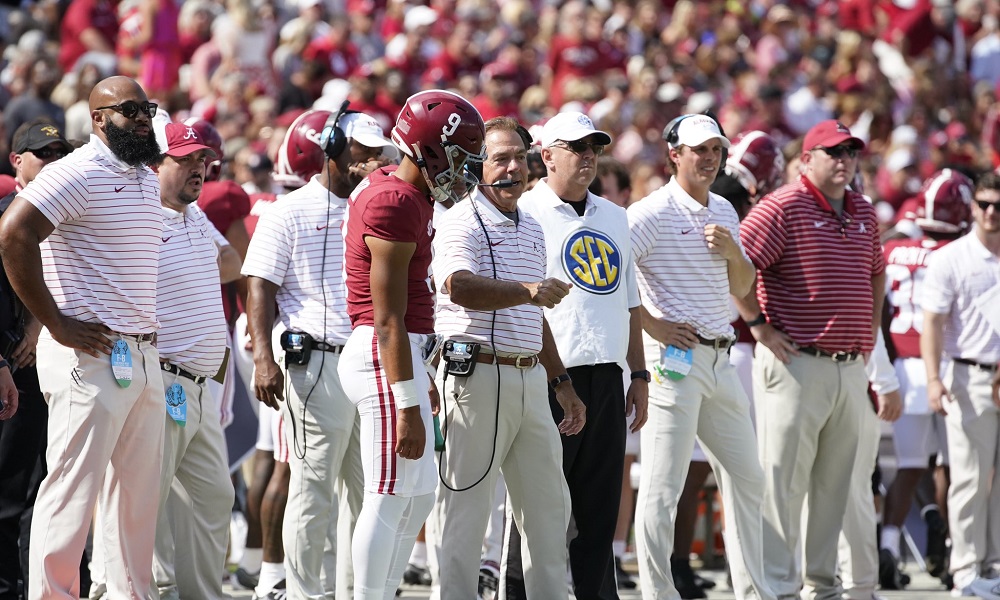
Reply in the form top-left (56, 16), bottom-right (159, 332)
top-left (111, 339), bottom-right (133, 388)
top-left (166, 382), bottom-right (187, 427)
top-left (654, 345), bottom-right (693, 382)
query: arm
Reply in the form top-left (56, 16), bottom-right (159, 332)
top-left (0, 199), bottom-right (112, 356)
top-left (704, 223), bottom-right (754, 297)
top-left (871, 270), bottom-right (886, 346)
top-left (367, 236), bottom-right (424, 460)
top-left (10, 312), bottom-right (42, 369)
top-left (217, 242), bottom-right (243, 284)
top-left (867, 329), bottom-right (902, 422)
top-left (80, 27), bottom-right (115, 53)
top-left (637, 304), bottom-right (698, 350)
top-left (0, 357), bottom-right (15, 420)
top-left (732, 276), bottom-right (798, 364)
top-left (538, 317), bottom-right (585, 435)
top-left (625, 306), bottom-right (648, 433)
top-left (246, 276), bottom-right (282, 409)
top-left (446, 271), bottom-right (570, 311)
top-left (921, 310), bottom-right (951, 416)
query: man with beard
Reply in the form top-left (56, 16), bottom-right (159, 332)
top-left (243, 108), bottom-right (396, 600)
top-left (0, 76), bottom-right (166, 600)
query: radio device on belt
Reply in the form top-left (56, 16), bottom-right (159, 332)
top-left (280, 331), bottom-right (313, 366)
top-left (442, 340), bottom-right (480, 377)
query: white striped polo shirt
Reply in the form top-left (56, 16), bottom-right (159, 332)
top-left (432, 189), bottom-right (548, 354)
top-left (628, 178), bottom-right (747, 339)
top-left (241, 176), bottom-right (353, 345)
top-left (17, 134), bottom-right (162, 333)
top-left (922, 230), bottom-right (1000, 364)
top-left (740, 175), bottom-right (885, 354)
top-left (156, 204), bottom-right (228, 376)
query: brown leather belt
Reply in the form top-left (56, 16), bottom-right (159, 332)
top-left (475, 353), bottom-right (538, 369)
top-left (119, 332), bottom-right (157, 344)
top-left (696, 335), bottom-right (734, 351)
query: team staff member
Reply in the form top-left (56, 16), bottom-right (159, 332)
top-left (338, 90), bottom-right (486, 599)
top-left (0, 120), bottom-right (69, 597)
top-left (735, 120), bottom-right (884, 600)
top-left (429, 116), bottom-right (585, 600)
top-left (629, 114), bottom-right (773, 600)
top-left (510, 112), bottom-right (646, 600)
top-left (244, 109), bottom-right (395, 600)
top-left (922, 172), bottom-right (1000, 599)
top-left (0, 76), bottom-right (165, 600)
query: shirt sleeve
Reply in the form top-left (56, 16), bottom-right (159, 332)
top-left (363, 190), bottom-right (422, 244)
top-left (241, 204), bottom-right (291, 286)
top-left (866, 329), bottom-right (900, 395)
top-left (16, 162), bottom-right (90, 226)
top-left (739, 196), bottom-right (787, 270)
top-left (921, 247), bottom-right (955, 316)
top-left (627, 201), bottom-right (658, 265)
top-left (432, 206), bottom-right (484, 294)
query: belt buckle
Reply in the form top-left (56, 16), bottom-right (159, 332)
top-left (830, 351), bottom-right (850, 362)
top-left (514, 356), bottom-right (534, 369)
top-left (715, 338), bottom-right (729, 351)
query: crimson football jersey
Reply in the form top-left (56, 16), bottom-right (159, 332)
top-left (883, 237), bottom-right (950, 358)
top-left (344, 166), bottom-right (436, 334)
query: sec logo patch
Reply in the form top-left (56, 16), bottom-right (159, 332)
top-left (562, 229), bottom-right (621, 295)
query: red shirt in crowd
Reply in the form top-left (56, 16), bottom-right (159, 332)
top-left (58, 0), bottom-right (119, 72)
top-left (547, 35), bottom-right (624, 108)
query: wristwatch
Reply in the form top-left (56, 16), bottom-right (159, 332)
top-left (549, 373), bottom-right (572, 390)
top-left (745, 313), bottom-right (768, 328)
top-left (0, 359), bottom-right (9, 371)
top-left (630, 369), bottom-right (651, 382)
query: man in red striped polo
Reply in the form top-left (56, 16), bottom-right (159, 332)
top-left (736, 120), bottom-right (886, 600)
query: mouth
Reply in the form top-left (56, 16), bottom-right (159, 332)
top-left (134, 126), bottom-right (150, 136)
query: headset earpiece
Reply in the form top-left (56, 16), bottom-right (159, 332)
top-left (663, 114), bottom-right (690, 148)
top-left (320, 100), bottom-right (351, 161)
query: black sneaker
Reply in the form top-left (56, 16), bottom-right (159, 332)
top-left (402, 562), bottom-right (432, 586)
top-left (693, 570), bottom-right (716, 590)
top-left (615, 556), bottom-right (637, 590)
top-left (231, 566), bottom-right (260, 590)
top-left (924, 508), bottom-right (949, 578)
top-left (670, 557), bottom-right (707, 599)
top-left (878, 548), bottom-right (907, 590)
top-left (478, 567), bottom-right (499, 600)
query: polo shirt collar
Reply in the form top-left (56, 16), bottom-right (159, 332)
top-left (534, 178), bottom-right (595, 215)
top-left (666, 177), bottom-right (711, 213)
top-left (969, 228), bottom-right (997, 260)
top-left (306, 175), bottom-right (347, 206)
top-left (89, 134), bottom-right (141, 174)
top-left (800, 174), bottom-right (860, 217)
top-left (471, 189), bottom-right (517, 226)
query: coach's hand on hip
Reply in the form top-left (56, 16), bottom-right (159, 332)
top-left (553, 379), bottom-right (586, 436)
top-left (51, 315), bottom-right (114, 357)
top-left (750, 322), bottom-right (798, 364)
top-left (646, 318), bottom-right (699, 351)
top-left (396, 406), bottom-right (426, 459)
top-left (525, 278), bottom-right (571, 308)
top-left (254, 358), bottom-right (285, 410)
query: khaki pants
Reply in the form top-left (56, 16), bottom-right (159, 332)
top-left (836, 404), bottom-right (881, 599)
top-left (754, 345), bottom-right (867, 600)
top-left (31, 331), bottom-right (164, 600)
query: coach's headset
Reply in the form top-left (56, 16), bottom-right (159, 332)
top-left (288, 100), bottom-right (352, 461)
top-left (663, 110), bottom-right (729, 177)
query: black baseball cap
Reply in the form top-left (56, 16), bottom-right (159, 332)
top-left (12, 121), bottom-right (73, 155)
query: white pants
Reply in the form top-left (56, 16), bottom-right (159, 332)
top-left (836, 405), bottom-right (881, 600)
top-left (32, 332), bottom-right (164, 600)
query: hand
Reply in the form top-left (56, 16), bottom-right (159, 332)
top-left (992, 367), bottom-right (1000, 409)
top-left (877, 389), bottom-right (903, 422)
top-left (625, 379), bottom-right (648, 433)
top-left (0, 366), bottom-right (17, 420)
top-left (395, 406), bottom-right (426, 459)
top-left (428, 375), bottom-right (440, 416)
top-left (751, 323), bottom-right (798, 364)
top-left (647, 319), bottom-right (699, 351)
top-left (253, 358), bottom-right (285, 410)
top-left (10, 320), bottom-right (41, 369)
top-left (554, 381), bottom-right (586, 435)
top-left (526, 278), bottom-right (571, 308)
top-left (928, 378), bottom-right (951, 416)
top-left (704, 224), bottom-right (741, 260)
top-left (49, 316), bottom-right (114, 357)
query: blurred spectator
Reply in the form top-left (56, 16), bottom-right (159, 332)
top-left (4, 58), bottom-right (63, 146)
top-left (471, 61), bottom-right (522, 121)
top-left (57, 0), bottom-right (117, 73)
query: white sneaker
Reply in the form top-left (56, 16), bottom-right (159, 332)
top-left (970, 577), bottom-right (1000, 600)
top-left (954, 568), bottom-right (979, 597)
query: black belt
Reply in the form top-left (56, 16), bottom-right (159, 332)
top-left (953, 357), bottom-right (998, 372)
top-left (119, 332), bottom-right (157, 344)
top-left (799, 346), bottom-right (861, 363)
top-left (697, 335), bottom-right (734, 351)
top-left (161, 361), bottom-right (208, 385)
top-left (315, 341), bottom-right (345, 354)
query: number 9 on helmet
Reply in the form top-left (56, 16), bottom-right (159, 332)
top-left (390, 90), bottom-right (486, 204)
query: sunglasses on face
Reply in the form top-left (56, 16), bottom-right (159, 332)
top-left (819, 145), bottom-right (860, 160)
top-left (95, 101), bottom-right (158, 119)
top-left (975, 199), bottom-right (1000, 211)
top-left (556, 140), bottom-right (606, 156)
top-left (31, 147), bottom-right (67, 160)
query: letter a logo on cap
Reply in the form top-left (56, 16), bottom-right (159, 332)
top-left (183, 127), bottom-right (197, 140)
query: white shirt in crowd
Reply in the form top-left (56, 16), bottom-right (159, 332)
top-left (518, 179), bottom-right (639, 368)
top-left (17, 134), bottom-right (162, 333)
top-left (628, 177), bottom-right (748, 340)
top-left (241, 175), bottom-right (352, 345)
top-left (157, 204), bottom-right (229, 377)
top-left (433, 190), bottom-right (547, 355)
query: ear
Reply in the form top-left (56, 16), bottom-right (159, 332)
top-left (9, 152), bottom-right (19, 170)
top-left (91, 109), bottom-right (106, 129)
top-left (540, 147), bottom-right (555, 170)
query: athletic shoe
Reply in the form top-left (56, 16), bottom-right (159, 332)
top-left (670, 557), bottom-right (707, 599)
top-left (951, 568), bottom-right (977, 597)
top-left (925, 508), bottom-right (949, 578)
top-left (252, 579), bottom-right (286, 600)
top-left (969, 577), bottom-right (1000, 600)
top-left (478, 567), bottom-right (499, 600)
top-left (402, 562), bottom-right (432, 586)
top-left (230, 567), bottom-right (260, 590)
top-left (693, 570), bottom-right (716, 590)
top-left (878, 548), bottom-right (907, 590)
top-left (615, 556), bottom-right (637, 590)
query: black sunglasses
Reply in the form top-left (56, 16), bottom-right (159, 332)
top-left (975, 199), bottom-right (1000, 211)
top-left (819, 145), bottom-right (860, 160)
top-left (556, 140), bottom-right (606, 156)
top-left (95, 101), bottom-right (158, 119)
top-left (31, 147), bottom-right (67, 160)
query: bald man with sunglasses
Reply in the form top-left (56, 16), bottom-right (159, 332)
top-left (0, 76), bottom-right (167, 600)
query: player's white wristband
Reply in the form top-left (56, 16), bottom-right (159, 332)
top-left (390, 379), bottom-right (421, 409)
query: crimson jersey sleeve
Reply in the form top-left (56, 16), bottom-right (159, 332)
top-left (197, 180), bottom-right (251, 238)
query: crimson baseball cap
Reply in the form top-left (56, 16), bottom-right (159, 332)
top-left (163, 123), bottom-right (218, 159)
top-left (803, 120), bottom-right (865, 153)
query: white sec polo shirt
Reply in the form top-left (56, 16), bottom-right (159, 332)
top-left (519, 178), bottom-right (639, 368)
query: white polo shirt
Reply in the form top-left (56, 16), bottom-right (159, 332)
top-left (519, 179), bottom-right (639, 368)
top-left (17, 134), bottom-right (162, 333)
top-left (157, 204), bottom-right (228, 376)
top-left (628, 178), bottom-right (748, 340)
top-left (922, 228), bottom-right (1000, 364)
top-left (433, 189), bottom-right (547, 354)
top-left (242, 175), bottom-right (352, 345)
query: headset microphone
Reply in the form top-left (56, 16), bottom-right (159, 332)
top-left (487, 179), bottom-right (517, 188)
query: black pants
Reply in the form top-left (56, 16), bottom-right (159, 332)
top-left (505, 363), bottom-right (627, 600)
